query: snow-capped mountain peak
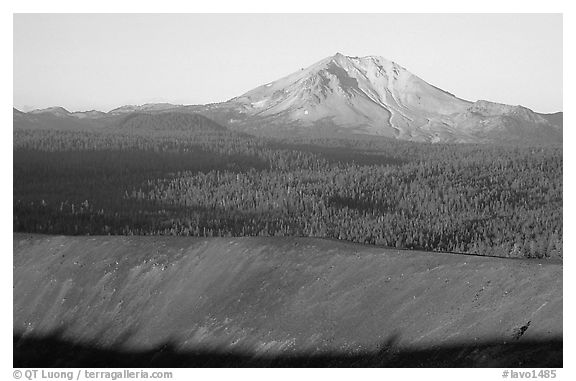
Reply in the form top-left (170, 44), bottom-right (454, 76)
top-left (212, 53), bottom-right (561, 143)
top-left (230, 53), bottom-right (472, 137)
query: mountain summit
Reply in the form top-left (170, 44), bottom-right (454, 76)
top-left (208, 53), bottom-right (561, 143)
top-left (229, 53), bottom-right (471, 138)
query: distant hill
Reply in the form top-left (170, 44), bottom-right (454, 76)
top-left (13, 107), bottom-right (226, 136)
top-left (117, 112), bottom-right (228, 133)
top-left (540, 112), bottom-right (563, 127)
top-left (13, 107), bottom-right (117, 131)
top-left (108, 103), bottom-right (184, 115)
top-left (28, 106), bottom-right (72, 117)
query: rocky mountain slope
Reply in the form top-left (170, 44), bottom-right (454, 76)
top-left (210, 53), bottom-right (562, 143)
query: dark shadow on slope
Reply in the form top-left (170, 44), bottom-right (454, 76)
top-left (13, 332), bottom-right (562, 368)
top-left (268, 140), bottom-right (408, 166)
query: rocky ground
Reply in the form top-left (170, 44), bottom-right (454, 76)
top-left (13, 234), bottom-right (562, 367)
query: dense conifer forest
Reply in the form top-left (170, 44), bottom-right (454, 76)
top-left (13, 116), bottom-right (562, 259)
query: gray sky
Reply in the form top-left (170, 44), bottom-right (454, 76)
top-left (13, 13), bottom-right (562, 113)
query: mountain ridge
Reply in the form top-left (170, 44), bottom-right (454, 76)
top-left (15, 53), bottom-right (562, 144)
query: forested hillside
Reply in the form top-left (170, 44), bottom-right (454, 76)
top-left (13, 116), bottom-right (562, 259)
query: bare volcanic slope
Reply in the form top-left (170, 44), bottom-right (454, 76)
top-left (14, 234), bottom-right (562, 367)
top-left (193, 53), bottom-right (562, 143)
top-left (227, 53), bottom-right (471, 137)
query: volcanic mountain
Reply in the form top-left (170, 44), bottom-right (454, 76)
top-left (202, 53), bottom-right (561, 143)
top-left (227, 53), bottom-right (473, 138)
top-left (15, 53), bottom-right (562, 144)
